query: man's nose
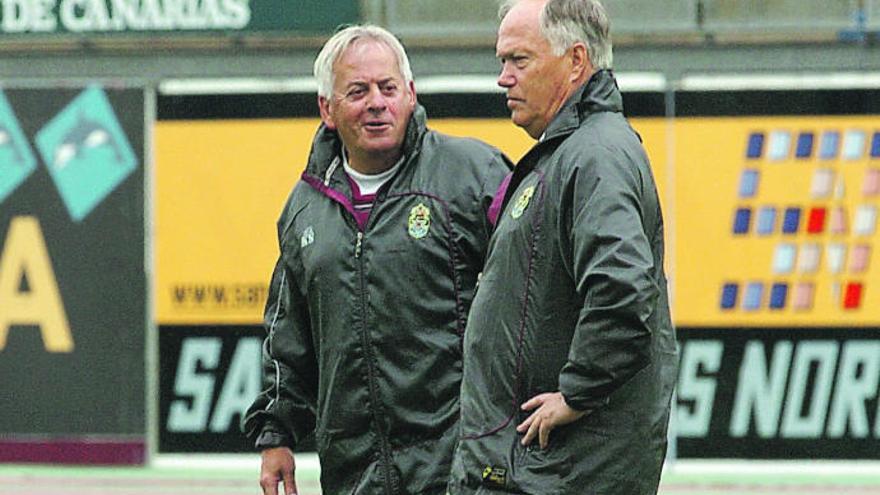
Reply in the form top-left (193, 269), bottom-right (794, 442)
top-left (497, 64), bottom-right (515, 88)
top-left (366, 87), bottom-right (387, 111)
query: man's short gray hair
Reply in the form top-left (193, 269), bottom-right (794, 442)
top-left (499, 0), bottom-right (613, 69)
top-left (313, 25), bottom-right (414, 99)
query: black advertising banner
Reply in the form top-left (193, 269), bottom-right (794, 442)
top-left (677, 327), bottom-right (880, 459)
top-left (159, 325), bottom-right (318, 453)
top-left (0, 86), bottom-right (145, 463)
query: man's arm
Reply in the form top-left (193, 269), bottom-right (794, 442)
top-left (559, 145), bottom-right (656, 411)
top-left (242, 255), bottom-right (318, 495)
top-left (519, 145), bottom-right (657, 448)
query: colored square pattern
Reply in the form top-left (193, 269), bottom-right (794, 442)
top-left (844, 282), bottom-right (863, 309)
top-left (811, 169), bottom-right (834, 198)
top-left (782, 208), bottom-right (801, 234)
top-left (796, 132), bottom-right (814, 158)
top-left (747, 133), bottom-right (764, 159)
top-left (828, 244), bottom-right (847, 274)
top-left (733, 208), bottom-right (751, 234)
top-left (830, 207), bottom-right (848, 235)
top-left (819, 131), bottom-right (840, 160)
top-left (743, 283), bottom-right (764, 310)
top-left (768, 131), bottom-right (791, 161)
top-left (843, 130), bottom-right (866, 160)
top-left (850, 245), bottom-right (871, 273)
top-left (871, 132), bottom-right (880, 158)
top-left (864, 169), bottom-right (880, 196)
top-left (772, 244), bottom-right (796, 274)
top-left (854, 206), bottom-right (877, 235)
top-left (793, 283), bottom-right (815, 310)
top-left (797, 243), bottom-right (821, 273)
top-left (807, 207), bottom-right (826, 234)
top-left (720, 283), bottom-right (738, 310)
top-left (769, 283), bottom-right (788, 309)
top-left (756, 207), bottom-right (776, 235)
top-left (739, 169), bottom-right (759, 198)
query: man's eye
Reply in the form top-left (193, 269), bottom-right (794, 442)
top-left (347, 88), bottom-right (365, 98)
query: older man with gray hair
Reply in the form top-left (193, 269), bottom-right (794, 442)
top-left (448, 0), bottom-right (678, 493)
top-left (242, 24), bottom-right (510, 495)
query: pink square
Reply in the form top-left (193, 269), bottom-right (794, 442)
top-left (797, 244), bottom-right (822, 274)
top-left (864, 169), bottom-right (880, 196)
top-left (830, 207), bottom-right (848, 235)
top-left (850, 245), bottom-right (871, 273)
top-left (793, 283), bottom-right (815, 310)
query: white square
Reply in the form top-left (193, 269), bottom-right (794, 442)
top-left (768, 131), bottom-right (791, 161)
top-left (827, 244), bottom-right (847, 274)
top-left (772, 243), bottom-right (796, 274)
top-left (854, 206), bottom-right (877, 236)
top-left (810, 169), bottom-right (834, 199)
top-left (797, 243), bottom-right (821, 274)
top-left (843, 130), bottom-right (866, 160)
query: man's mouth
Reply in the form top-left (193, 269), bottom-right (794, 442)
top-left (364, 121), bottom-right (391, 132)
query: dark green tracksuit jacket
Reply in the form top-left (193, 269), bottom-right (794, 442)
top-left (449, 70), bottom-right (679, 495)
top-left (242, 105), bottom-right (510, 495)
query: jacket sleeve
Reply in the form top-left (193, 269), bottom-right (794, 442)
top-left (558, 144), bottom-right (658, 412)
top-left (241, 222), bottom-right (319, 450)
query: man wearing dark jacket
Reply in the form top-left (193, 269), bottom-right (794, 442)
top-left (449, 1), bottom-right (678, 494)
top-left (242, 25), bottom-right (510, 495)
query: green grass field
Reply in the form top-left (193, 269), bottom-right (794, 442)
top-left (3, 458), bottom-right (880, 494)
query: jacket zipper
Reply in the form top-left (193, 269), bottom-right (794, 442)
top-left (354, 228), bottom-right (397, 495)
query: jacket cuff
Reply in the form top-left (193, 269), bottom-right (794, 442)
top-left (254, 421), bottom-right (294, 450)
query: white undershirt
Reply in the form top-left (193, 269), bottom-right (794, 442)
top-left (342, 148), bottom-right (404, 195)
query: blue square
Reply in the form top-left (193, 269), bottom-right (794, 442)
top-left (746, 133), bottom-right (764, 159)
top-left (721, 283), bottom-right (739, 310)
top-left (770, 283), bottom-right (788, 309)
top-left (0, 90), bottom-right (38, 205)
top-left (796, 132), bottom-right (814, 158)
top-left (871, 132), bottom-right (880, 158)
top-left (756, 207), bottom-right (776, 235)
top-left (35, 86), bottom-right (138, 222)
top-left (743, 283), bottom-right (764, 310)
top-left (739, 170), bottom-right (759, 198)
top-left (782, 208), bottom-right (801, 234)
top-left (733, 208), bottom-right (751, 234)
top-left (819, 131), bottom-right (840, 160)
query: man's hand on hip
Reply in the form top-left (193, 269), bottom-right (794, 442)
top-left (260, 447), bottom-right (297, 495)
top-left (517, 392), bottom-right (586, 449)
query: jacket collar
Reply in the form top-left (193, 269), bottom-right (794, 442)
top-left (304, 104), bottom-right (428, 180)
top-left (541, 69), bottom-right (623, 142)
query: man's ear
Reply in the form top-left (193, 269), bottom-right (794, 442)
top-left (407, 80), bottom-right (417, 109)
top-left (318, 95), bottom-right (336, 129)
top-left (570, 42), bottom-right (593, 83)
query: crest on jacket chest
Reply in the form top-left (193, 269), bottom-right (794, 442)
top-left (300, 226), bottom-right (315, 248)
top-left (407, 203), bottom-right (431, 239)
top-left (510, 185), bottom-right (536, 219)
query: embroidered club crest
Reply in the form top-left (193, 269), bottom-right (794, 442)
top-left (300, 226), bottom-right (314, 248)
top-left (510, 185), bottom-right (536, 219)
top-left (408, 203), bottom-right (431, 239)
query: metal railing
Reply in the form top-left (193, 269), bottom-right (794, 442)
top-left (367, 0), bottom-right (872, 40)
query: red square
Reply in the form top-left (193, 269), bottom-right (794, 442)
top-left (844, 282), bottom-right (863, 309)
top-left (807, 207), bottom-right (827, 234)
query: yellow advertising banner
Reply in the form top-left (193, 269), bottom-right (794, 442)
top-left (154, 117), bottom-right (668, 324)
top-left (675, 117), bottom-right (880, 326)
top-left (155, 119), bottom-right (317, 324)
